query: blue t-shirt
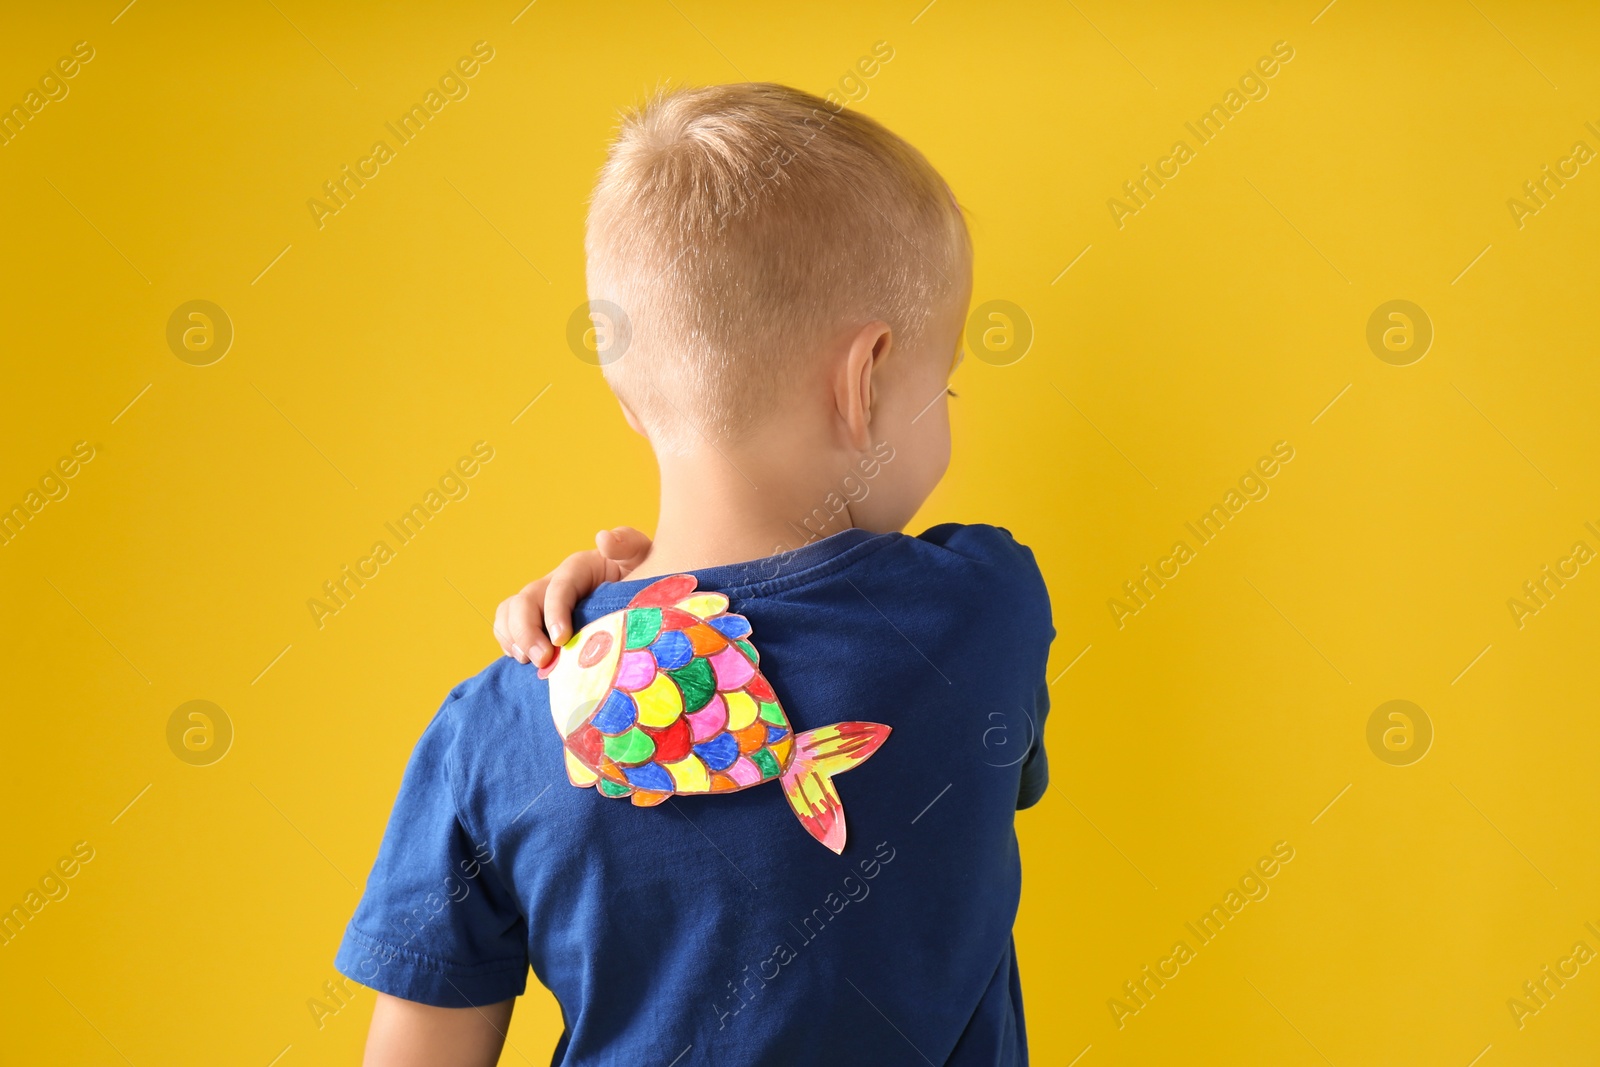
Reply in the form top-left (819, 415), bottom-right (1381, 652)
top-left (336, 524), bottom-right (1055, 1066)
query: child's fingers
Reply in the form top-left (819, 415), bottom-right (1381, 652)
top-left (499, 537), bottom-right (641, 666)
top-left (504, 580), bottom-right (554, 666)
top-left (596, 526), bottom-right (653, 579)
top-left (543, 551), bottom-right (608, 646)
top-left (493, 596), bottom-right (520, 661)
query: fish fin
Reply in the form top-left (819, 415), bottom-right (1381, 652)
top-left (631, 790), bottom-right (671, 807)
top-left (565, 750), bottom-right (599, 787)
top-left (779, 722), bottom-right (891, 853)
top-left (628, 575), bottom-right (698, 608)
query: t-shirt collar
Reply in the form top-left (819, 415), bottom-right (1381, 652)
top-left (574, 526), bottom-right (892, 619)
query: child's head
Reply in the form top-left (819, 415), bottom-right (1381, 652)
top-left (585, 82), bottom-right (972, 532)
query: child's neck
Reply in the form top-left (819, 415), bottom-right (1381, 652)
top-left (627, 442), bottom-right (856, 580)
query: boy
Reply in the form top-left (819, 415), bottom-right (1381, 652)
top-left (336, 82), bottom-right (1054, 1066)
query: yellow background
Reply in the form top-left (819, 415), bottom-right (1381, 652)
top-left (3, 1), bottom-right (1597, 1063)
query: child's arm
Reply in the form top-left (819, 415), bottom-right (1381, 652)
top-left (493, 526), bottom-right (651, 666)
top-left (363, 993), bottom-right (513, 1066)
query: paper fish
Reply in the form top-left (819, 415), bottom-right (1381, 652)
top-left (538, 574), bottom-right (890, 852)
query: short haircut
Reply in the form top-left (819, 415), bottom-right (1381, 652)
top-left (585, 82), bottom-right (971, 453)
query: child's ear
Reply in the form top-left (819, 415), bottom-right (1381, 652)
top-left (837, 320), bottom-right (892, 451)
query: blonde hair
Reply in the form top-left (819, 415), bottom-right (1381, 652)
top-left (585, 82), bottom-right (971, 453)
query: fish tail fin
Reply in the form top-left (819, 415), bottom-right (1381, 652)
top-left (779, 722), bottom-right (891, 853)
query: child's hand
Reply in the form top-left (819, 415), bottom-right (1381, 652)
top-left (493, 527), bottom-right (652, 667)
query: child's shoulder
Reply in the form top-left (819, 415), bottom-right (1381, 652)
top-left (433, 654), bottom-right (533, 730)
top-left (441, 652), bottom-right (531, 713)
top-left (760, 522), bottom-right (1054, 668)
top-left (424, 654), bottom-right (558, 788)
top-left (891, 522), bottom-right (1052, 619)
top-left (911, 521), bottom-right (1046, 574)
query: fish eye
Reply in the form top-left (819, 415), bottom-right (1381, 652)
top-left (578, 630), bottom-right (613, 667)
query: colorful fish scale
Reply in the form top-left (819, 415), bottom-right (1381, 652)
top-left (569, 603), bottom-right (795, 801)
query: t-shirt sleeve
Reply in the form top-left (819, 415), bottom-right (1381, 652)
top-left (917, 523), bottom-right (1056, 810)
top-left (1017, 678), bottom-right (1051, 809)
top-left (334, 695), bottom-right (528, 1007)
